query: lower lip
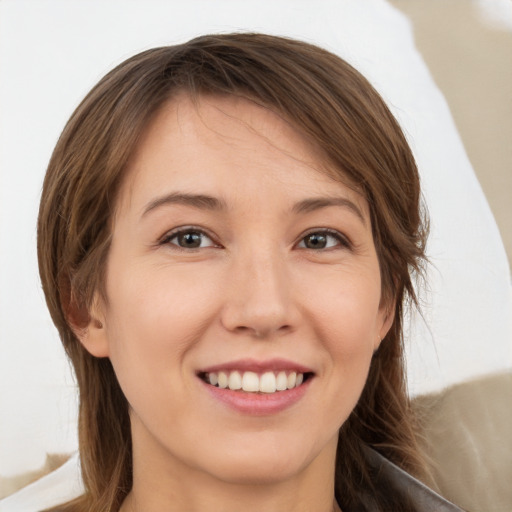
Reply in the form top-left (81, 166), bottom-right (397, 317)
top-left (200, 378), bottom-right (312, 415)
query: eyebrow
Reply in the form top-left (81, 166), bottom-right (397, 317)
top-left (142, 192), bottom-right (227, 217)
top-left (292, 197), bottom-right (366, 225)
top-left (142, 191), bottom-right (366, 225)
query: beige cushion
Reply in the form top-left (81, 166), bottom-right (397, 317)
top-left (413, 372), bottom-right (512, 512)
top-left (0, 454), bottom-right (70, 500)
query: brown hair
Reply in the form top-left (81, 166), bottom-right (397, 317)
top-left (38, 33), bottom-right (428, 511)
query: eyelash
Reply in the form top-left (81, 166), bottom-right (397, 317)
top-left (158, 227), bottom-right (351, 251)
top-left (159, 226), bottom-right (219, 250)
top-left (297, 229), bottom-right (351, 251)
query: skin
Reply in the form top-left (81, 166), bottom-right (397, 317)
top-left (78, 94), bottom-right (393, 512)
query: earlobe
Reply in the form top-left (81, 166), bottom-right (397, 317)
top-left (68, 293), bottom-right (110, 358)
top-left (375, 303), bottom-right (395, 351)
top-left (78, 317), bottom-right (110, 358)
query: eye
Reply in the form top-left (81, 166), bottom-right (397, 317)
top-left (297, 230), bottom-right (348, 250)
top-left (161, 228), bottom-right (217, 249)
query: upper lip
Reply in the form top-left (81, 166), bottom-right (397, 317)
top-left (198, 358), bottom-right (314, 375)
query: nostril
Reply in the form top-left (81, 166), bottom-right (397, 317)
top-left (240, 323), bottom-right (293, 339)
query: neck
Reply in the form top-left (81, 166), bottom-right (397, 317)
top-left (123, 482), bottom-right (341, 512)
top-left (121, 425), bottom-right (340, 512)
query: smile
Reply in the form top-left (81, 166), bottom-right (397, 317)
top-left (197, 359), bottom-right (315, 413)
top-left (200, 370), bottom-right (311, 394)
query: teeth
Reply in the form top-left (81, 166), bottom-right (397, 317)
top-left (242, 371), bottom-right (259, 392)
top-left (287, 372), bottom-right (297, 389)
top-left (218, 371), bottom-right (228, 389)
top-left (204, 370), bottom-right (307, 393)
top-left (228, 371), bottom-right (242, 390)
top-left (276, 371), bottom-right (287, 391)
top-left (259, 372), bottom-right (276, 393)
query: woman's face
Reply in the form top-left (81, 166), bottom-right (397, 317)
top-left (83, 94), bottom-right (392, 486)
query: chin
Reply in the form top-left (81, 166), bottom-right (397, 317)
top-left (210, 454), bottom-right (308, 486)
top-left (198, 433), bottom-right (334, 486)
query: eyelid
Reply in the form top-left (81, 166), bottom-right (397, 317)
top-left (157, 226), bottom-right (351, 251)
top-left (158, 225), bottom-right (220, 249)
top-left (295, 228), bottom-right (352, 249)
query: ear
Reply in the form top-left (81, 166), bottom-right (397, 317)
top-left (374, 300), bottom-right (396, 351)
top-left (67, 292), bottom-right (110, 358)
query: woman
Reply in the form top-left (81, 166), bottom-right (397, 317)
top-left (37, 33), bottom-right (461, 511)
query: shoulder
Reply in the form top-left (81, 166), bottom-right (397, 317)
top-left (362, 447), bottom-right (464, 512)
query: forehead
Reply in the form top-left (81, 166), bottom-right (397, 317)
top-left (119, 94), bottom-right (367, 216)
top-left (131, 93), bottom-right (329, 172)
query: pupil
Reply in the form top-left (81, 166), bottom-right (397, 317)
top-left (180, 232), bottom-right (201, 248)
top-left (306, 234), bottom-right (326, 249)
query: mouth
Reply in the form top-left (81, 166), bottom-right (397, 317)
top-left (198, 370), bottom-right (314, 394)
top-left (196, 360), bottom-right (315, 414)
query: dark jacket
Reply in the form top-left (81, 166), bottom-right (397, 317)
top-left (353, 448), bottom-right (465, 512)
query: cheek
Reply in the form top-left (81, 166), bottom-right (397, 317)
top-left (108, 257), bottom-right (219, 332)
top-left (102, 261), bottom-right (222, 390)
top-left (305, 270), bottom-right (382, 406)
top-left (308, 269), bottom-right (382, 350)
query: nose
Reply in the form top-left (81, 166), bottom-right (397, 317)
top-left (220, 248), bottom-right (299, 339)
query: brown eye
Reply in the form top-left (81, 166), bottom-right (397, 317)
top-left (164, 229), bottom-right (216, 249)
top-left (176, 232), bottom-right (202, 248)
top-left (298, 231), bottom-right (347, 250)
top-left (303, 233), bottom-right (328, 249)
